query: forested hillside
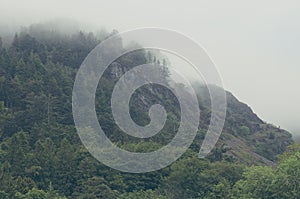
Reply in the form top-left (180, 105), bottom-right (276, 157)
top-left (0, 25), bottom-right (297, 199)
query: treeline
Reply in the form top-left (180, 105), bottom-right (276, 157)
top-left (0, 26), bottom-right (297, 198)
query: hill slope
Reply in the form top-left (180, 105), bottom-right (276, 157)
top-left (0, 26), bottom-right (293, 198)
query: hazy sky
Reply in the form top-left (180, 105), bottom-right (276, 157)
top-left (0, 0), bottom-right (299, 134)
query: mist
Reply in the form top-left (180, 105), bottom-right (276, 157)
top-left (0, 0), bottom-right (299, 135)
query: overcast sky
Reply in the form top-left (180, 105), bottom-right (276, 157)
top-left (0, 0), bottom-right (299, 134)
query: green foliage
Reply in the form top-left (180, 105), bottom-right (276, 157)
top-left (160, 151), bottom-right (244, 199)
top-left (15, 188), bottom-right (47, 199)
top-left (0, 25), bottom-right (295, 198)
top-left (0, 191), bottom-right (9, 199)
top-left (232, 144), bottom-right (300, 199)
top-left (239, 126), bottom-right (250, 136)
top-left (232, 166), bottom-right (275, 198)
top-left (14, 187), bottom-right (67, 199)
top-left (118, 189), bottom-right (168, 199)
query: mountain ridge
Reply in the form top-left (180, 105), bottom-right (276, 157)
top-left (0, 25), bottom-right (294, 198)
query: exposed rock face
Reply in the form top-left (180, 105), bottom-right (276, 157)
top-left (107, 60), bottom-right (293, 164)
top-left (195, 84), bottom-right (293, 164)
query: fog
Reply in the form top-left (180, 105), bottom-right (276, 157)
top-left (0, 0), bottom-right (299, 135)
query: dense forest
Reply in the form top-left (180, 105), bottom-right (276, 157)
top-left (0, 24), bottom-right (298, 198)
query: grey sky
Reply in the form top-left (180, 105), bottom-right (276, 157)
top-left (0, 0), bottom-right (299, 134)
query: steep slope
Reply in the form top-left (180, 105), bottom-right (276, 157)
top-left (195, 85), bottom-right (292, 164)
